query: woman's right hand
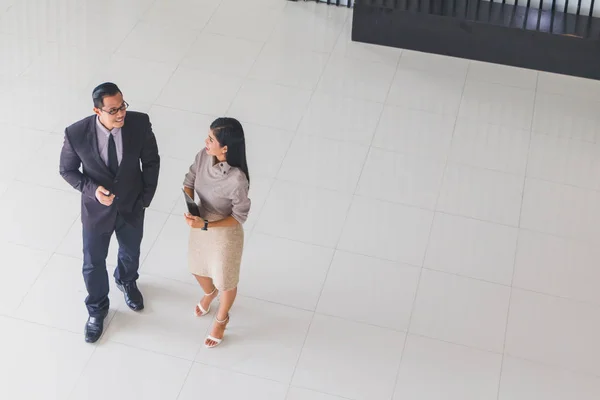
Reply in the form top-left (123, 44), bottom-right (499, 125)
top-left (184, 213), bottom-right (203, 229)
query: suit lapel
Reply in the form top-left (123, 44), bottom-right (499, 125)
top-left (117, 119), bottom-right (133, 178)
top-left (87, 117), bottom-right (113, 177)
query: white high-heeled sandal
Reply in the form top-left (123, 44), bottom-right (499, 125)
top-left (205, 314), bottom-right (229, 348)
top-left (194, 287), bottom-right (217, 317)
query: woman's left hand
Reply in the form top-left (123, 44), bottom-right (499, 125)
top-left (184, 213), bottom-right (203, 228)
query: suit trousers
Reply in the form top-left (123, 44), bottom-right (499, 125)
top-left (82, 211), bottom-right (144, 317)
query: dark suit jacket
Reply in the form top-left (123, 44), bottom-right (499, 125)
top-left (59, 111), bottom-right (160, 231)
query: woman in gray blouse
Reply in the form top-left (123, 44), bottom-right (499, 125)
top-left (183, 117), bottom-right (251, 348)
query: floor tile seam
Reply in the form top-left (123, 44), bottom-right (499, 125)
top-left (283, 17), bottom-right (348, 398)
top-left (387, 60), bottom-right (468, 400)
top-left (11, 212), bottom-right (81, 312)
top-left (496, 71), bottom-right (538, 400)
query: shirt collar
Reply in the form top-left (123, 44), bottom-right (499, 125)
top-left (212, 157), bottom-right (231, 175)
top-left (96, 116), bottom-right (121, 136)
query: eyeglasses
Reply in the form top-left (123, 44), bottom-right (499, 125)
top-left (101, 101), bottom-right (129, 115)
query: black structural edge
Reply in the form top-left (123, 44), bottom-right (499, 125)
top-left (352, 0), bottom-right (600, 80)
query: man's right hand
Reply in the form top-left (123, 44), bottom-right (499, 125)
top-left (95, 186), bottom-right (115, 206)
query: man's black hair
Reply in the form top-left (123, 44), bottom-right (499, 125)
top-left (92, 82), bottom-right (122, 108)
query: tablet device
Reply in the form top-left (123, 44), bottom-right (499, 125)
top-left (182, 189), bottom-right (201, 217)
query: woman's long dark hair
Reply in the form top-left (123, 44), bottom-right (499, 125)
top-left (211, 117), bottom-right (250, 186)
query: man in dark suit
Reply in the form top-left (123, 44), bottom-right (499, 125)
top-left (59, 82), bottom-right (160, 343)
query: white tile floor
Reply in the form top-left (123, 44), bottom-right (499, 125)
top-left (2, 0), bottom-right (600, 399)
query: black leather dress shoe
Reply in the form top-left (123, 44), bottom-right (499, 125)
top-left (116, 281), bottom-right (144, 311)
top-left (85, 315), bottom-right (105, 343)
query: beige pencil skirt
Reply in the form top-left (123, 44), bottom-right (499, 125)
top-left (187, 217), bottom-right (244, 292)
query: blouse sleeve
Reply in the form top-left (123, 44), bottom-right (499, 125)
top-left (231, 181), bottom-right (251, 225)
top-left (183, 152), bottom-right (201, 188)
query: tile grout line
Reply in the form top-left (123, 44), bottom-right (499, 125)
top-left (387, 59), bottom-right (470, 400)
top-left (7, 307), bottom-right (599, 394)
top-left (496, 72), bottom-right (540, 399)
top-left (11, 211), bottom-right (81, 313)
top-left (108, 3), bottom-right (146, 58)
top-left (251, 170), bottom-right (600, 249)
top-left (343, 52), bottom-right (399, 204)
top-left (65, 345), bottom-right (98, 400)
top-left (282, 7), bottom-right (351, 397)
top-left (240, 8), bottom-right (349, 236)
top-left (7, 253), bottom-right (599, 354)
top-left (67, 327), bottom-right (345, 397)
top-left (137, 209), bottom-right (173, 269)
top-left (219, 0), bottom-right (294, 120)
top-left (147, 0), bottom-right (222, 114)
top-left (7, 195), bottom-right (600, 325)
top-left (174, 363), bottom-right (195, 400)
top-left (220, 25), bottom-right (269, 117)
top-left (149, 102), bottom-right (296, 133)
top-left (370, 45), bottom-right (436, 400)
top-left (192, 359), bottom-right (291, 386)
top-left (495, 70), bottom-right (540, 400)
top-left (137, 245), bottom-right (600, 334)
top-left (314, 23), bottom-right (410, 338)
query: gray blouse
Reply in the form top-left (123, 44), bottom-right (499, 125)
top-left (183, 150), bottom-right (251, 224)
